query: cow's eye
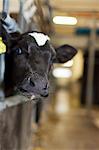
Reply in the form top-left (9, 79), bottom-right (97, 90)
top-left (16, 48), bottom-right (22, 55)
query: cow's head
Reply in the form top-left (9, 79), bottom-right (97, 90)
top-left (3, 30), bottom-right (77, 99)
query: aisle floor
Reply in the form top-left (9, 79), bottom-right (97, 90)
top-left (32, 108), bottom-right (99, 150)
top-left (32, 88), bottom-right (99, 150)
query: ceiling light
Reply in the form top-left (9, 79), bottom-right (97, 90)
top-left (53, 16), bottom-right (77, 25)
top-left (52, 68), bottom-right (72, 78)
top-left (62, 60), bottom-right (73, 67)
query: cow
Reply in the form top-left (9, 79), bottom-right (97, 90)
top-left (0, 11), bottom-right (78, 150)
top-left (1, 13), bottom-right (77, 100)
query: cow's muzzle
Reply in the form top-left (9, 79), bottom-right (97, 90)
top-left (29, 77), bottom-right (49, 97)
top-left (18, 74), bottom-right (49, 98)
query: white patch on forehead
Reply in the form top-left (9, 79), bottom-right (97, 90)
top-left (28, 32), bottom-right (50, 46)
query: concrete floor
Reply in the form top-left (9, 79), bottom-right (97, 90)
top-left (32, 87), bottom-right (99, 150)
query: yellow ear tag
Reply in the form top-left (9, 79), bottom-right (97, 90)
top-left (0, 37), bottom-right (6, 54)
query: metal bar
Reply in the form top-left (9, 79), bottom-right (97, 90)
top-left (18, 0), bottom-right (25, 32)
top-left (86, 17), bottom-right (96, 114)
top-left (3, 0), bottom-right (9, 13)
top-left (35, 0), bottom-right (47, 33)
top-left (0, 54), bottom-right (5, 101)
top-left (45, 0), bottom-right (52, 20)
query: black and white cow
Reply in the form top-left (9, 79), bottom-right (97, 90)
top-left (1, 14), bottom-right (77, 100)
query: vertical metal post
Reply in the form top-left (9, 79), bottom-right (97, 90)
top-left (3, 0), bottom-right (9, 13)
top-left (0, 54), bottom-right (5, 101)
top-left (18, 0), bottom-right (25, 32)
top-left (86, 16), bottom-right (96, 114)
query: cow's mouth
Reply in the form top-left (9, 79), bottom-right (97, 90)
top-left (19, 88), bottom-right (40, 100)
top-left (18, 87), bottom-right (47, 100)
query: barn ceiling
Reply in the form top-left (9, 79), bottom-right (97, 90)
top-left (47, 0), bottom-right (99, 48)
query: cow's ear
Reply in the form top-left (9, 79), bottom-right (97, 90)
top-left (55, 44), bottom-right (77, 63)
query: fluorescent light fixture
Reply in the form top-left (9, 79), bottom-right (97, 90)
top-left (52, 68), bottom-right (72, 78)
top-left (53, 16), bottom-right (77, 25)
top-left (62, 60), bottom-right (73, 67)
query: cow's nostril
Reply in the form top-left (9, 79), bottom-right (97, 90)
top-left (43, 84), bottom-right (48, 90)
top-left (30, 78), bottom-right (35, 87)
